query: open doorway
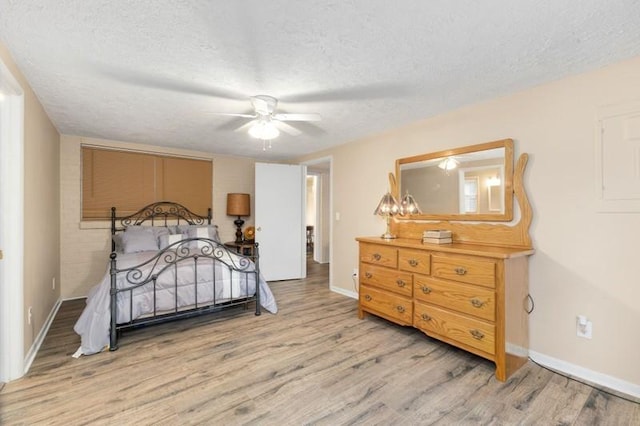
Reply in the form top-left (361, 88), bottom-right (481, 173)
top-left (302, 157), bottom-right (332, 285)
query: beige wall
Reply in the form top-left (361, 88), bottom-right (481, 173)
top-left (298, 56), bottom-right (640, 387)
top-left (60, 136), bottom-right (256, 297)
top-left (0, 43), bottom-right (61, 355)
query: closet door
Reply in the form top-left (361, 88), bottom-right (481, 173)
top-left (255, 163), bottom-right (306, 281)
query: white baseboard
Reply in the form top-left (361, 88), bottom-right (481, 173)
top-left (330, 285), bottom-right (358, 299)
top-left (62, 295), bottom-right (87, 301)
top-left (529, 350), bottom-right (640, 400)
top-left (23, 298), bottom-right (62, 375)
top-left (506, 343), bottom-right (529, 358)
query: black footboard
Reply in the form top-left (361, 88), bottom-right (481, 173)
top-left (109, 239), bottom-right (261, 351)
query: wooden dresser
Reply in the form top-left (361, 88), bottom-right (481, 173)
top-left (359, 141), bottom-right (534, 381)
top-left (357, 237), bottom-right (533, 381)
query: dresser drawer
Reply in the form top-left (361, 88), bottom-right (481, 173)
top-left (431, 254), bottom-right (496, 288)
top-left (360, 243), bottom-right (398, 268)
top-left (360, 285), bottom-right (413, 325)
top-left (398, 248), bottom-right (431, 275)
top-left (360, 263), bottom-right (413, 297)
top-left (413, 276), bottom-right (495, 322)
top-left (414, 302), bottom-right (495, 355)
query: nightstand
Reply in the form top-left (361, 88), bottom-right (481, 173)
top-left (224, 241), bottom-right (256, 257)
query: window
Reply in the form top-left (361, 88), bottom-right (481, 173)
top-left (82, 147), bottom-right (212, 219)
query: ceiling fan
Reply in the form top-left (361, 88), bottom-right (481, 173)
top-left (210, 95), bottom-right (321, 140)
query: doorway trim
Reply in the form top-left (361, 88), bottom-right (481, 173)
top-left (0, 58), bottom-right (25, 382)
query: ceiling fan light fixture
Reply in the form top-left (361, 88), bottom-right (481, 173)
top-left (248, 120), bottom-right (280, 140)
top-left (438, 157), bottom-right (459, 170)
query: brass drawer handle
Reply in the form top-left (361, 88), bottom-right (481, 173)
top-left (421, 313), bottom-right (431, 321)
top-left (470, 329), bottom-right (484, 340)
top-left (372, 253), bottom-right (382, 261)
top-left (396, 305), bottom-right (405, 313)
top-left (470, 298), bottom-right (485, 308)
top-left (365, 272), bottom-right (372, 279)
top-left (421, 286), bottom-right (432, 294)
top-left (408, 259), bottom-right (418, 267)
top-left (454, 267), bottom-right (467, 275)
top-left (364, 295), bottom-right (372, 301)
top-left (396, 279), bottom-right (406, 287)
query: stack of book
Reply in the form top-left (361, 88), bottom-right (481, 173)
top-left (422, 229), bottom-right (452, 244)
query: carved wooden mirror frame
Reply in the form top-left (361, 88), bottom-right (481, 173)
top-left (391, 139), bottom-right (532, 249)
top-left (395, 139), bottom-right (514, 222)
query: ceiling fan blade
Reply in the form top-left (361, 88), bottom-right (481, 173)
top-left (206, 112), bottom-right (256, 118)
top-left (234, 120), bottom-right (258, 133)
top-left (287, 120), bottom-right (327, 137)
top-left (215, 116), bottom-right (254, 132)
top-left (274, 113), bottom-right (321, 122)
top-left (282, 83), bottom-right (413, 103)
top-left (94, 63), bottom-right (247, 100)
top-left (273, 121), bottom-right (302, 136)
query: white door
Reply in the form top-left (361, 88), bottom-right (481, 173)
top-left (0, 58), bottom-right (25, 382)
top-left (255, 163), bottom-right (306, 281)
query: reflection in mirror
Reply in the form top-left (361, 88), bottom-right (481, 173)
top-left (458, 164), bottom-right (504, 214)
top-left (461, 175), bottom-right (479, 213)
top-left (396, 139), bottom-right (513, 221)
top-left (488, 177), bottom-right (503, 212)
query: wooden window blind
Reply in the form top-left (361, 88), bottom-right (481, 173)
top-left (82, 147), bottom-right (212, 219)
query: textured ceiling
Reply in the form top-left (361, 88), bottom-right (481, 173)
top-left (1, 1), bottom-right (640, 160)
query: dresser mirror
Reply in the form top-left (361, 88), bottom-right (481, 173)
top-left (396, 139), bottom-right (514, 221)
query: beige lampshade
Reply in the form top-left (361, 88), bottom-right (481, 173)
top-left (227, 193), bottom-right (250, 217)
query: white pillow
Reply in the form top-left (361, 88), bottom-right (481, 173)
top-left (136, 226), bottom-right (170, 247)
top-left (122, 228), bottom-right (159, 253)
top-left (172, 224), bottom-right (219, 240)
top-left (159, 233), bottom-right (185, 249)
top-left (182, 225), bottom-right (219, 241)
top-left (189, 226), bottom-right (211, 249)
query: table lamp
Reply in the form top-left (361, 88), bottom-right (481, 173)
top-left (374, 192), bottom-right (400, 239)
top-left (227, 193), bottom-right (250, 243)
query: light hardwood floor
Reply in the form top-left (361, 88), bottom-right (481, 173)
top-left (1, 259), bottom-right (638, 425)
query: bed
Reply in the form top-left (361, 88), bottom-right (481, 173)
top-left (73, 201), bottom-right (277, 356)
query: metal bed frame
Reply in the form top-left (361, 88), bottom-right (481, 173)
top-left (108, 201), bottom-right (260, 350)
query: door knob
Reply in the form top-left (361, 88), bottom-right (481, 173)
top-left (256, 227), bottom-right (262, 232)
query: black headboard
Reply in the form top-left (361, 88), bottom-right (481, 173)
top-left (111, 201), bottom-right (212, 251)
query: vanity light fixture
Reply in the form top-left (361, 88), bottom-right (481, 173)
top-left (438, 157), bottom-right (459, 171)
top-left (374, 192), bottom-right (400, 239)
top-left (487, 176), bottom-right (501, 187)
top-left (399, 190), bottom-right (422, 215)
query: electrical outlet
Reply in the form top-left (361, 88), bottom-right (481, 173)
top-left (576, 315), bottom-right (593, 339)
top-left (28, 306), bottom-right (32, 325)
top-left (352, 268), bottom-right (358, 278)
top-left (52, 277), bottom-right (56, 290)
